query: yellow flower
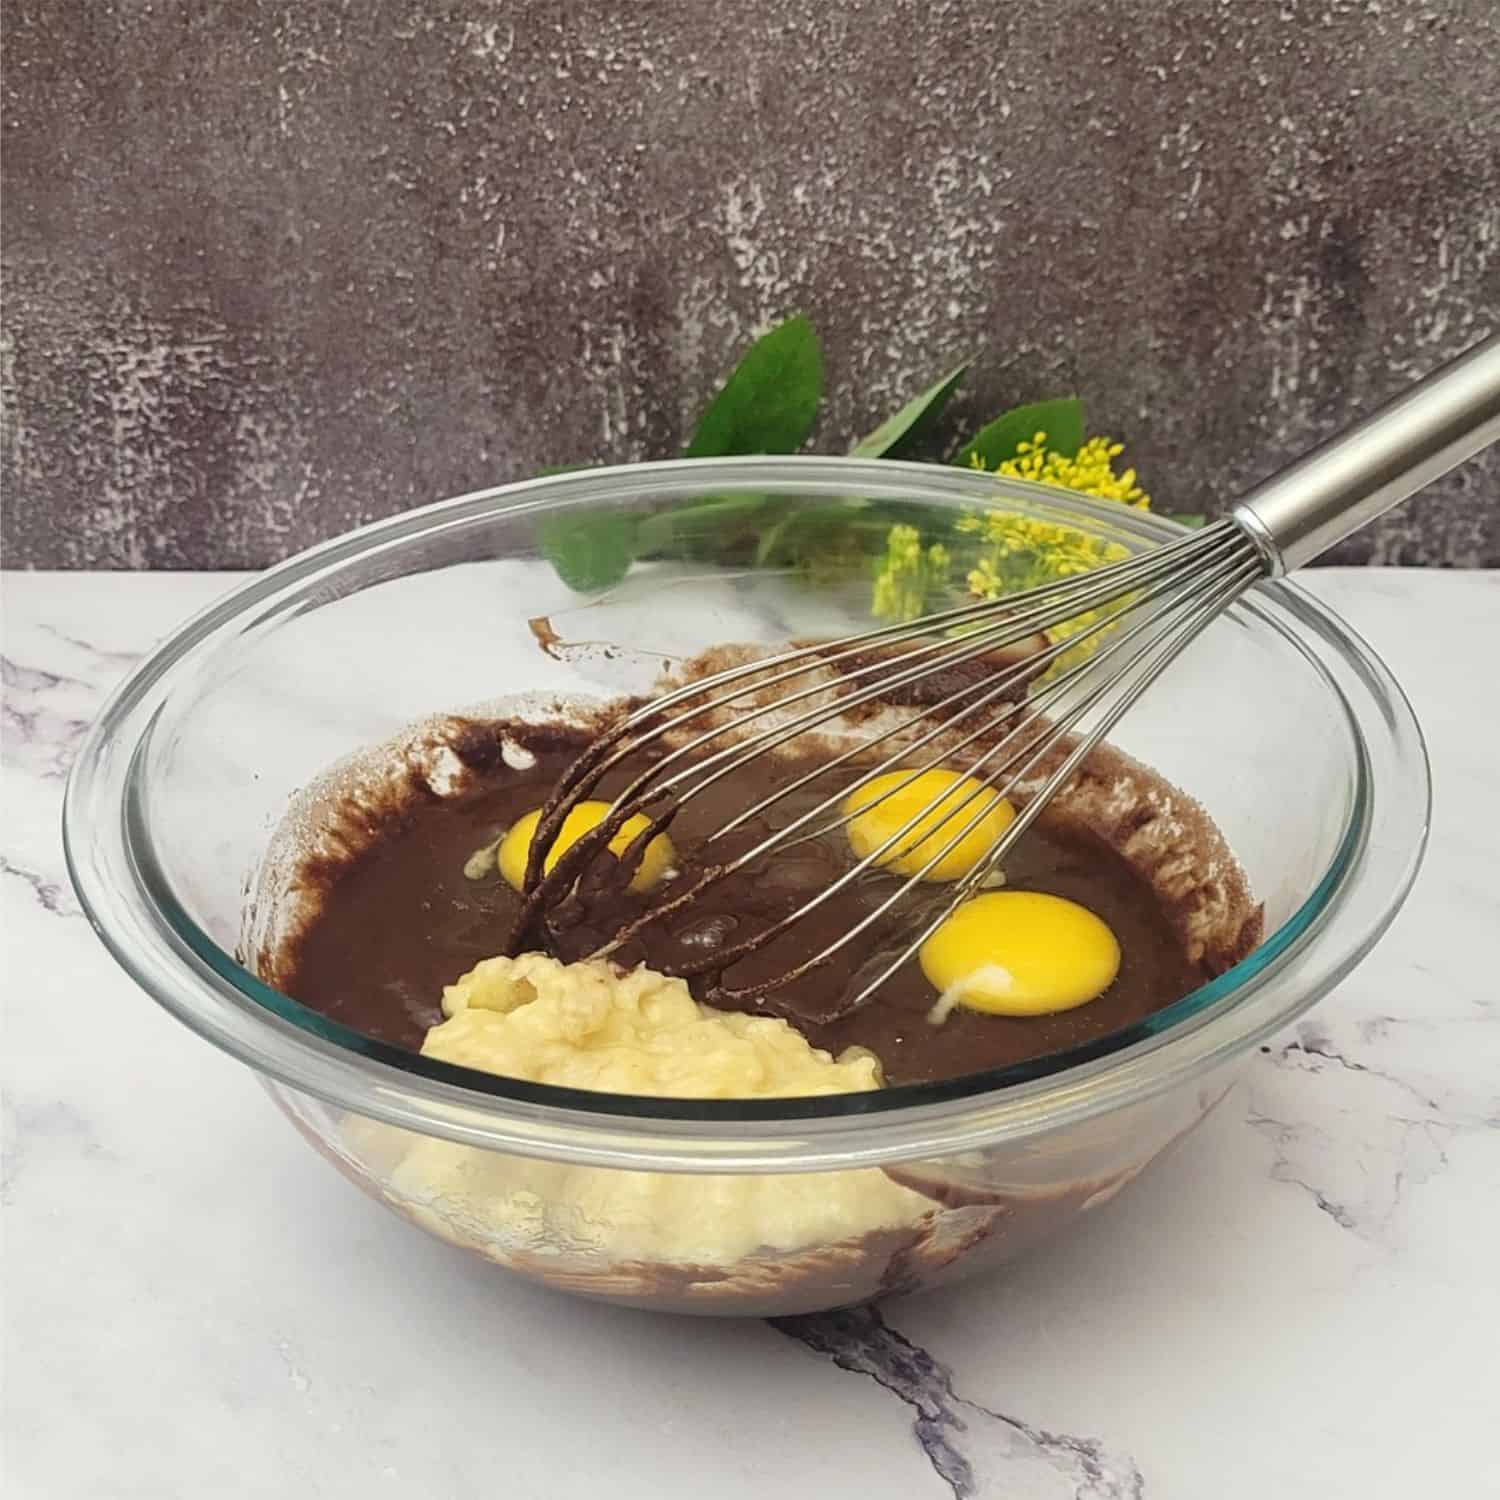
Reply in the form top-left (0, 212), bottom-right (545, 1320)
top-left (976, 432), bottom-right (1150, 509)
top-left (873, 525), bottom-right (951, 621)
top-left (871, 428), bottom-right (1152, 677)
top-left (960, 430), bottom-right (1149, 674)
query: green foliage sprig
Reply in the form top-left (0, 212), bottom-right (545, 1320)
top-left (537, 315), bottom-right (1189, 594)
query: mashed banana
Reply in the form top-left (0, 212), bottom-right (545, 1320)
top-left (426, 951), bottom-right (884, 1096)
top-left (371, 954), bottom-right (933, 1266)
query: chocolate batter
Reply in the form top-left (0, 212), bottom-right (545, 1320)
top-left (280, 720), bottom-right (1218, 1086)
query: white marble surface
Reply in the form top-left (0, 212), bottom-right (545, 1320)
top-left (4, 569), bottom-right (1498, 1499)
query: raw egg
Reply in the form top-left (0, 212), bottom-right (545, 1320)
top-left (844, 768), bottom-right (1015, 882)
top-left (497, 801), bottom-right (676, 894)
top-left (919, 890), bottom-right (1121, 1019)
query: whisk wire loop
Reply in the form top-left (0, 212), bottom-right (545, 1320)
top-left (524, 521), bottom-right (1264, 1006)
top-left (685, 545), bottom-right (1262, 1005)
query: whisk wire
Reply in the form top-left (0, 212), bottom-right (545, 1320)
top-left (572, 520), bottom-right (1250, 843)
top-left (683, 547), bottom-right (1260, 1003)
top-left (519, 522), bottom-right (1250, 911)
top-left (735, 547), bottom-right (1247, 857)
top-left (520, 521), bottom-right (1266, 1003)
top-left (597, 536), bottom-right (1262, 996)
top-left (618, 515), bottom-right (1239, 735)
top-left (833, 553), bottom-right (1264, 1013)
top-left (587, 518), bottom-right (1246, 808)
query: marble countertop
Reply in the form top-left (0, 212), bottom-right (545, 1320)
top-left (4, 569), bottom-right (1497, 1499)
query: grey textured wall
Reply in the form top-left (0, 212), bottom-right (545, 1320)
top-left (3, 0), bottom-right (1497, 570)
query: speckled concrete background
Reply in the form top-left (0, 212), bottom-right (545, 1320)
top-left (3, 0), bottom-right (1497, 569)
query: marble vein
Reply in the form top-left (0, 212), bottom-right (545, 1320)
top-left (1244, 1012), bottom-right (1500, 1244)
top-left (37, 622), bottom-right (144, 663)
top-left (2, 656), bottom-right (94, 781)
top-left (0, 853), bottom-right (80, 918)
top-left (772, 1307), bottom-right (1144, 1499)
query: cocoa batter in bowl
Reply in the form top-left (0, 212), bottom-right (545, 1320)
top-left (64, 459), bottom-right (1430, 1315)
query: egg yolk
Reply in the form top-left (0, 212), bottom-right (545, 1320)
top-left (844, 768), bottom-right (1016, 883)
top-left (497, 802), bottom-right (677, 894)
top-left (918, 890), bottom-right (1121, 1018)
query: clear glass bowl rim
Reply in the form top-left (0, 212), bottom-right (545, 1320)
top-left (63, 456), bottom-right (1430, 1172)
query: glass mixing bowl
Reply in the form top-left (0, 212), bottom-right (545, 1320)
top-left (65, 458), bottom-right (1429, 1315)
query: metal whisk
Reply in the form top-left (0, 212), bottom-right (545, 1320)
top-left (513, 332), bottom-right (1500, 1011)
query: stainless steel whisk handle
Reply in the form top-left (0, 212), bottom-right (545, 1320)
top-left (1232, 331), bottom-right (1500, 574)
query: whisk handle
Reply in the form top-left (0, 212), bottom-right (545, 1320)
top-left (1232, 331), bottom-right (1500, 573)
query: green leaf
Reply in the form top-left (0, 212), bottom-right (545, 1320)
top-left (754, 511), bottom-right (799, 566)
top-left (537, 512), bottom-right (637, 593)
top-left (684, 315), bottom-right (823, 459)
top-left (754, 501), bottom-right (870, 568)
top-left (952, 397), bottom-right (1085, 471)
top-left (635, 493), bottom-right (773, 555)
top-left (850, 357), bottom-right (974, 458)
top-left (1166, 512), bottom-right (1208, 529)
